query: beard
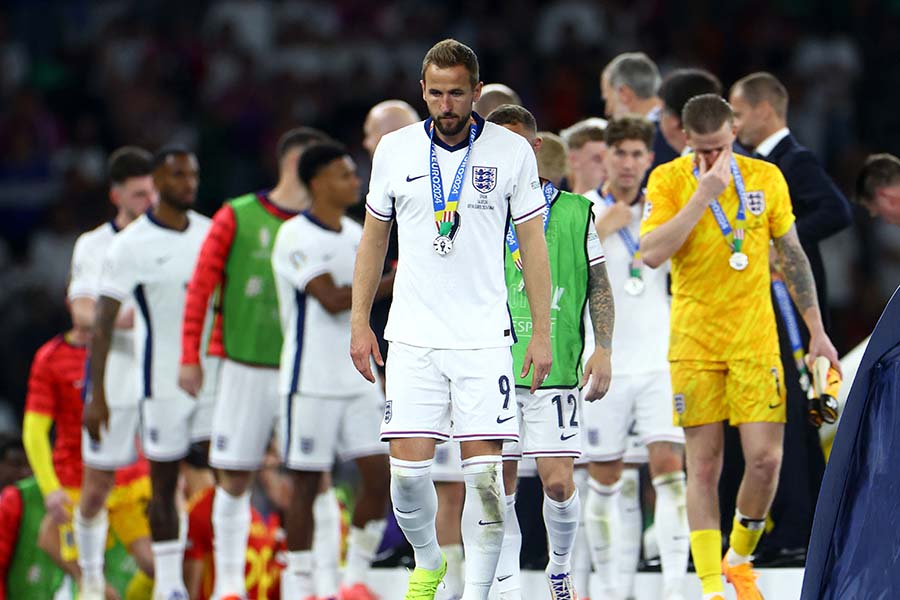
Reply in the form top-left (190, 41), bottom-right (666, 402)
top-left (433, 110), bottom-right (471, 137)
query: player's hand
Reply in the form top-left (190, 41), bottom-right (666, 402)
top-left (350, 325), bottom-right (383, 384)
top-left (581, 347), bottom-right (612, 402)
top-left (178, 363), bottom-right (204, 398)
top-left (44, 489), bottom-right (72, 526)
top-left (104, 584), bottom-right (122, 600)
top-left (114, 306), bottom-right (134, 329)
top-left (522, 333), bottom-right (553, 394)
top-left (596, 202), bottom-right (632, 239)
top-left (83, 396), bottom-right (109, 442)
top-left (695, 147), bottom-right (732, 204)
top-left (807, 331), bottom-right (842, 377)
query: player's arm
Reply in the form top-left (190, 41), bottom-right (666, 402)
top-left (582, 259), bottom-right (614, 401)
top-left (0, 485), bottom-right (24, 598)
top-left (516, 215), bottom-right (553, 393)
top-left (773, 225), bottom-right (840, 372)
top-left (22, 352), bottom-right (70, 525)
top-left (641, 148), bottom-right (733, 268)
top-left (350, 214), bottom-right (392, 383)
top-left (307, 271), bottom-right (394, 315)
top-left (85, 295), bottom-right (122, 441)
top-left (180, 206), bottom-right (235, 396)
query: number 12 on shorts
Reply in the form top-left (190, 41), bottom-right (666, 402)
top-left (552, 394), bottom-right (579, 429)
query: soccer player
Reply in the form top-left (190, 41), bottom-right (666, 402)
top-left (485, 104), bottom-right (613, 600)
top-left (601, 52), bottom-right (679, 168)
top-left (559, 119), bottom-right (608, 195)
top-left (178, 127), bottom-right (330, 600)
top-left (350, 39), bottom-right (553, 600)
top-left (364, 100), bottom-right (420, 157)
top-left (21, 327), bottom-right (153, 600)
top-left (854, 153), bottom-right (900, 225)
top-left (71, 146), bottom-right (157, 598)
top-left (583, 116), bottom-right (689, 600)
top-left (658, 69), bottom-right (723, 156)
top-left (89, 147), bottom-right (216, 600)
top-left (272, 142), bottom-right (393, 600)
top-left (639, 94), bottom-right (840, 600)
top-left (473, 83), bottom-right (521, 119)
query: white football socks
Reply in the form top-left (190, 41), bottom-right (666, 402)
top-left (151, 539), bottom-right (186, 596)
top-left (493, 493), bottom-right (521, 598)
top-left (212, 486), bottom-right (251, 596)
top-left (283, 550), bottom-right (315, 598)
top-left (619, 468), bottom-right (643, 600)
top-left (653, 471), bottom-right (689, 593)
top-left (460, 455), bottom-right (505, 600)
top-left (313, 487), bottom-right (341, 597)
top-left (74, 507), bottom-right (108, 588)
top-left (343, 518), bottom-right (387, 586)
top-left (585, 477), bottom-right (622, 595)
top-left (390, 457), bottom-right (443, 571)
top-left (543, 489), bottom-right (581, 577)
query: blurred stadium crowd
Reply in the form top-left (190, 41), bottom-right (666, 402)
top-left (0, 0), bottom-right (898, 436)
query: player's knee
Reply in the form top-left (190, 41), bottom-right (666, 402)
top-left (688, 456), bottom-right (721, 489)
top-left (746, 447), bottom-right (783, 484)
top-left (217, 469), bottom-right (253, 496)
top-left (541, 469), bottom-right (575, 502)
top-left (291, 471), bottom-right (322, 504)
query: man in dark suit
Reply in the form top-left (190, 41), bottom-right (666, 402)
top-left (601, 52), bottom-right (679, 169)
top-left (726, 72), bottom-right (853, 559)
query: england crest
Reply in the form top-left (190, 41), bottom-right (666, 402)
top-left (383, 399), bottom-right (393, 424)
top-left (746, 190), bottom-right (766, 216)
top-left (472, 166), bottom-right (497, 193)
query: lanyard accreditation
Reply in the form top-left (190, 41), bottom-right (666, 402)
top-left (430, 120), bottom-right (477, 255)
top-left (506, 180), bottom-right (554, 272)
top-left (693, 157), bottom-right (749, 271)
top-left (772, 275), bottom-right (811, 392)
top-left (601, 191), bottom-right (644, 295)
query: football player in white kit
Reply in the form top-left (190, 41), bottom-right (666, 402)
top-left (71, 147), bottom-right (157, 598)
top-left (271, 142), bottom-right (393, 600)
top-left (86, 148), bottom-right (217, 600)
top-left (350, 39), bottom-right (553, 600)
top-left (581, 117), bottom-right (689, 600)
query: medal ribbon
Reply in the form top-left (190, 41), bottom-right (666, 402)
top-left (693, 157), bottom-right (747, 254)
top-left (602, 192), bottom-right (643, 279)
top-left (772, 276), bottom-right (811, 391)
top-left (506, 181), bottom-right (554, 271)
top-left (430, 120), bottom-right (477, 237)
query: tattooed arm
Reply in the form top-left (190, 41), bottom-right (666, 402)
top-left (773, 225), bottom-right (840, 371)
top-left (84, 295), bottom-right (121, 441)
top-left (582, 261), bottom-right (614, 401)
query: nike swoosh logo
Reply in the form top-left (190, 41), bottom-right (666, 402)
top-left (478, 519), bottom-right (502, 526)
top-left (496, 416), bottom-right (515, 424)
top-left (496, 574), bottom-right (513, 582)
top-left (396, 507), bottom-right (421, 514)
top-left (560, 433), bottom-right (577, 441)
top-left (155, 256), bottom-right (172, 265)
top-left (406, 174), bottom-right (427, 182)
top-left (769, 402), bottom-right (782, 409)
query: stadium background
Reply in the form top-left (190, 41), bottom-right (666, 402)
top-left (0, 0), bottom-right (898, 579)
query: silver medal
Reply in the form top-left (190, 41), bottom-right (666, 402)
top-left (729, 252), bottom-right (749, 271)
top-left (624, 277), bottom-right (645, 296)
top-left (433, 235), bottom-right (454, 256)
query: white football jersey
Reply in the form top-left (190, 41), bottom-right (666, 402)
top-left (98, 211), bottom-right (215, 401)
top-left (272, 213), bottom-right (370, 397)
top-left (584, 189), bottom-right (670, 375)
top-left (69, 221), bottom-right (137, 407)
top-left (366, 114), bottom-right (546, 349)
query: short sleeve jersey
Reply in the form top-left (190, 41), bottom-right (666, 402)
top-left (366, 114), bottom-right (546, 349)
top-left (25, 335), bottom-right (87, 488)
top-left (272, 213), bottom-right (369, 397)
top-left (584, 190), bottom-right (670, 375)
top-left (68, 222), bottom-right (137, 407)
top-left (99, 211), bottom-right (215, 401)
top-left (639, 154), bottom-right (795, 360)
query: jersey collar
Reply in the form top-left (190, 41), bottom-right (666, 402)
top-left (146, 209), bottom-right (190, 232)
top-left (423, 111), bottom-right (485, 152)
